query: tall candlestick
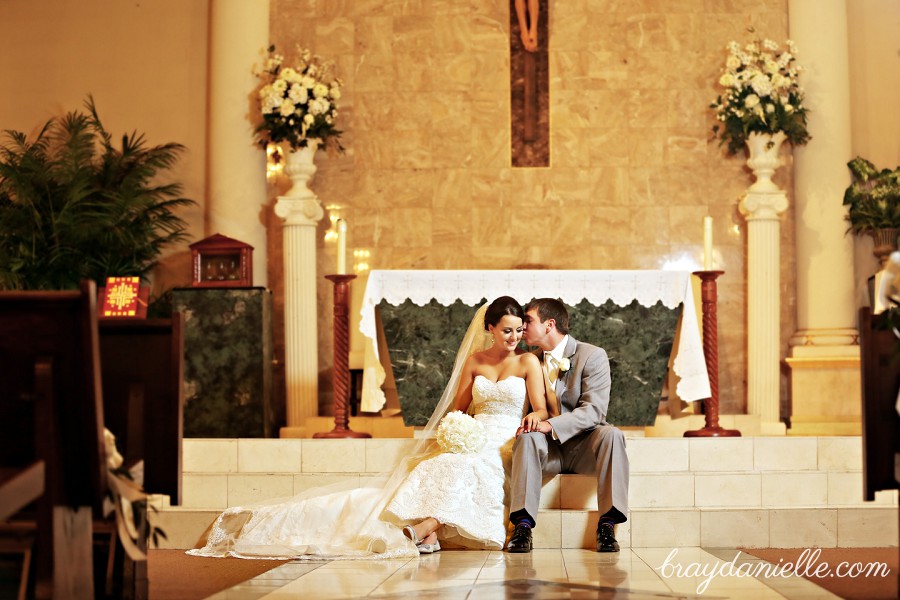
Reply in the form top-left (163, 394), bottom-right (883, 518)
top-left (336, 218), bottom-right (347, 274)
top-left (703, 216), bottom-right (713, 270)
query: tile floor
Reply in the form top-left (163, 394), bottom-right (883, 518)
top-left (205, 547), bottom-right (841, 599)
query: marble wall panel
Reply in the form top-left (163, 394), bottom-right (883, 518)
top-left (379, 298), bottom-right (679, 426)
top-left (269, 0), bottom-right (794, 423)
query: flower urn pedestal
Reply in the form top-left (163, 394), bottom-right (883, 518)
top-left (739, 132), bottom-right (788, 434)
top-left (274, 140), bottom-right (325, 435)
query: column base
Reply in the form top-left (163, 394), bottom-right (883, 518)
top-left (279, 426), bottom-right (308, 438)
top-left (785, 345), bottom-right (861, 436)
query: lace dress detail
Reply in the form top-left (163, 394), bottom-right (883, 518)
top-left (383, 376), bottom-right (527, 549)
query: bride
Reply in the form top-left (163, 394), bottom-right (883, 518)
top-left (189, 296), bottom-right (551, 560)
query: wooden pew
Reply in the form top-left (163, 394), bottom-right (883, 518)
top-left (98, 315), bottom-right (184, 505)
top-left (859, 307), bottom-right (900, 501)
top-left (0, 281), bottom-right (106, 599)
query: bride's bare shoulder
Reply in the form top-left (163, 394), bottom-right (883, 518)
top-left (516, 351), bottom-right (540, 367)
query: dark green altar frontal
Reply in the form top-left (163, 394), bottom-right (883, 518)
top-left (379, 299), bottom-right (681, 427)
top-left (172, 288), bottom-right (275, 438)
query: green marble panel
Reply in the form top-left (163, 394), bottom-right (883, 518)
top-left (172, 288), bottom-right (274, 437)
top-left (379, 299), bottom-right (679, 427)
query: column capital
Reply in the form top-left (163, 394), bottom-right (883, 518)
top-left (739, 190), bottom-right (788, 221)
top-left (275, 196), bottom-right (325, 226)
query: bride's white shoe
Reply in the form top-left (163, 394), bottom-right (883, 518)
top-left (402, 525), bottom-right (424, 545)
top-left (417, 540), bottom-right (441, 554)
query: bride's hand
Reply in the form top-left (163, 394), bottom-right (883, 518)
top-left (521, 412), bottom-right (541, 432)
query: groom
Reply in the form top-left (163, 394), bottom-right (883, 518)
top-left (507, 298), bottom-right (629, 553)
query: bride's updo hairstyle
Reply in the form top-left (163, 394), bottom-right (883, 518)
top-left (483, 296), bottom-right (525, 330)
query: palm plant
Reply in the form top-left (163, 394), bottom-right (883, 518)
top-left (0, 97), bottom-right (194, 290)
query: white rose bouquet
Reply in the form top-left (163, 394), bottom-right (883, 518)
top-left (436, 410), bottom-right (488, 454)
top-left (254, 45), bottom-right (343, 152)
top-left (710, 30), bottom-right (811, 155)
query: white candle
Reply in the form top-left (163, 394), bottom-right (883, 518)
top-left (703, 216), bottom-right (713, 270)
top-left (336, 218), bottom-right (348, 274)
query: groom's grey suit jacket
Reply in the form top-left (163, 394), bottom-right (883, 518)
top-left (542, 336), bottom-right (612, 444)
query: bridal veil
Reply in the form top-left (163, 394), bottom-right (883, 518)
top-left (188, 303), bottom-right (491, 560)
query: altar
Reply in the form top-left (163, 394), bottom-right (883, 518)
top-left (357, 270), bottom-right (711, 427)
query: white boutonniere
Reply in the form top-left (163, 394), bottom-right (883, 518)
top-left (558, 356), bottom-right (572, 375)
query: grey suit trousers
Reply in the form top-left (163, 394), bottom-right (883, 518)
top-left (509, 425), bottom-right (629, 525)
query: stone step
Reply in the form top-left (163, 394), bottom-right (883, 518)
top-left (182, 436), bottom-right (866, 476)
top-left (150, 505), bottom-right (899, 551)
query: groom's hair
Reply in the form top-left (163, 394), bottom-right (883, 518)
top-left (523, 298), bottom-right (569, 335)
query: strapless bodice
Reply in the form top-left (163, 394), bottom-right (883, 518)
top-left (471, 375), bottom-right (527, 419)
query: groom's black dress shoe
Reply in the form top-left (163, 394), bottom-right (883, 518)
top-left (506, 524), bottom-right (533, 553)
top-left (597, 522), bottom-right (620, 552)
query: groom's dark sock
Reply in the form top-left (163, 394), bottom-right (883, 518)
top-left (509, 510), bottom-right (535, 528)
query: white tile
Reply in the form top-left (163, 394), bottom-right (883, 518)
top-left (817, 436), bottom-right (862, 471)
top-left (626, 438), bottom-right (689, 473)
top-left (560, 510), bottom-right (597, 549)
top-left (301, 439), bottom-right (366, 472)
top-left (539, 475), bottom-right (561, 509)
top-left (559, 475), bottom-right (597, 509)
top-left (827, 471), bottom-right (867, 505)
top-left (694, 473), bottom-right (761, 507)
top-left (688, 438), bottom-right (754, 472)
top-left (226, 474), bottom-right (294, 507)
top-left (149, 508), bottom-right (218, 549)
top-left (837, 507), bottom-right (900, 547)
top-left (182, 439), bottom-right (238, 473)
top-left (364, 439), bottom-right (418, 472)
top-left (532, 511), bottom-right (561, 548)
top-left (629, 509), bottom-right (701, 547)
top-left (629, 474), bottom-right (694, 509)
top-left (754, 437), bottom-right (818, 471)
top-left (700, 509), bottom-right (770, 548)
top-left (292, 473), bottom-right (361, 494)
top-left (181, 474), bottom-right (228, 508)
top-left (761, 472), bottom-right (828, 506)
top-left (769, 508), bottom-right (838, 548)
top-left (237, 439), bottom-right (302, 473)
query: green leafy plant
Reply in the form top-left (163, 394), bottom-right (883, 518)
top-left (710, 30), bottom-right (811, 155)
top-left (843, 156), bottom-right (900, 234)
top-left (0, 97), bottom-right (195, 290)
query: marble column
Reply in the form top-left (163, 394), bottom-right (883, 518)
top-left (275, 149), bottom-right (325, 433)
top-left (739, 171), bottom-right (788, 435)
top-left (208, 0), bottom-right (269, 287)
top-left (785, 0), bottom-right (861, 435)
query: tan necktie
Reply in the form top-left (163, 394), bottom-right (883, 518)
top-left (541, 359), bottom-right (560, 417)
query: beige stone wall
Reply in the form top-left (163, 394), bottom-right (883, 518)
top-left (0, 0), bottom-right (209, 293)
top-left (270, 0), bottom-right (797, 415)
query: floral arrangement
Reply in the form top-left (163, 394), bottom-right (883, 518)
top-left (558, 356), bottom-right (572, 375)
top-left (436, 411), bottom-right (487, 454)
top-left (254, 45), bottom-right (343, 152)
top-left (710, 31), bottom-right (811, 155)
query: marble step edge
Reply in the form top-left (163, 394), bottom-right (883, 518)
top-left (149, 505), bottom-right (899, 551)
top-left (184, 436), bottom-right (864, 475)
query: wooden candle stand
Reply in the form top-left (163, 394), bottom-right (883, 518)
top-left (314, 274), bottom-right (370, 439)
top-left (685, 271), bottom-right (741, 437)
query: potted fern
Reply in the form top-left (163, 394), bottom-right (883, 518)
top-left (0, 97), bottom-right (195, 291)
top-left (844, 156), bottom-right (900, 264)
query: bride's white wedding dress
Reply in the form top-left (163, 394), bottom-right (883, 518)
top-left (188, 374), bottom-right (528, 560)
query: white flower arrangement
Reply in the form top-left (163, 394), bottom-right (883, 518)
top-left (710, 30), bottom-right (811, 155)
top-left (436, 410), bottom-right (488, 454)
top-left (254, 45), bottom-right (343, 152)
top-left (558, 356), bottom-right (572, 374)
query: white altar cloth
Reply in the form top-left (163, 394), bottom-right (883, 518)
top-left (358, 270), bottom-right (711, 414)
